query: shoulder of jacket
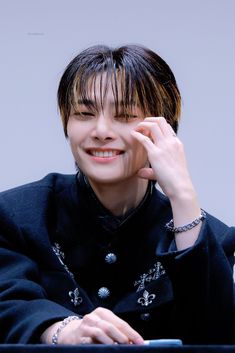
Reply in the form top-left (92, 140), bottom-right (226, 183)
top-left (206, 212), bottom-right (235, 251)
top-left (0, 173), bottom-right (75, 195)
top-left (0, 173), bottom-right (77, 211)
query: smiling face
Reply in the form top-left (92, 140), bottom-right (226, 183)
top-left (67, 77), bottom-right (148, 187)
top-left (58, 45), bottom-right (182, 191)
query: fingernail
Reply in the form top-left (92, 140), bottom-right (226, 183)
top-left (135, 338), bottom-right (144, 345)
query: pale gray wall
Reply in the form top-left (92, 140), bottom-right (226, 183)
top-left (0, 0), bottom-right (234, 225)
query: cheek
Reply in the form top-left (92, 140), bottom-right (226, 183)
top-left (67, 121), bottom-right (84, 149)
top-left (129, 131), bottom-right (145, 153)
top-left (67, 126), bottom-right (81, 159)
top-left (66, 118), bottom-right (74, 137)
top-left (67, 131), bottom-right (77, 154)
top-left (130, 139), bottom-right (148, 165)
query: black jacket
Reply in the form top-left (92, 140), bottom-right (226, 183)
top-left (0, 173), bottom-right (234, 344)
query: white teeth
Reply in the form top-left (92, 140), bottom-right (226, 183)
top-left (91, 150), bottom-right (119, 157)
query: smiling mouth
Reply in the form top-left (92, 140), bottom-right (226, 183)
top-left (86, 149), bottom-right (123, 158)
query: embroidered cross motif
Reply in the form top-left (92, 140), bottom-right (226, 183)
top-left (137, 290), bottom-right (156, 306)
top-left (52, 243), bottom-right (83, 307)
top-left (52, 243), bottom-right (65, 261)
top-left (134, 262), bottom-right (165, 292)
top-left (69, 288), bottom-right (83, 307)
top-left (52, 243), bottom-right (74, 279)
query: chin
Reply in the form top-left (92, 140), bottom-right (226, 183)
top-left (88, 174), bottom-right (125, 186)
top-left (87, 170), bottom-right (142, 188)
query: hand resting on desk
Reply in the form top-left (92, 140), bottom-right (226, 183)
top-left (40, 307), bottom-right (144, 345)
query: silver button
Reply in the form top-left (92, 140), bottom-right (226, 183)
top-left (140, 312), bottom-right (151, 321)
top-left (105, 253), bottom-right (117, 264)
top-left (98, 287), bottom-right (110, 299)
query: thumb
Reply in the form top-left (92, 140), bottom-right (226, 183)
top-left (137, 167), bottom-right (156, 180)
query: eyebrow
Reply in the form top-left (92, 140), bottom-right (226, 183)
top-left (76, 99), bottom-right (137, 107)
top-left (77, 99), bottom-right (94, 106)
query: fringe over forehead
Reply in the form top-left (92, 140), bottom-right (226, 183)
top-left (57, 45), bottom-right (181, 136)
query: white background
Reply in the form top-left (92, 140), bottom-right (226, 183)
top-left (0, 0), bottom-right (234, 225)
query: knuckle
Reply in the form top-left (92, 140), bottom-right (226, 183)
top-left (94, 307), bottom-right (102, 314)
top-left (82, 313), bottom-right (95, 325)
top-left (168, 138), bottom-right (180, 148)
top-left (94, 307), bottom-right (107, 315)
top-left (118, 320), bottom-right (131, 332)
top-left (175, 139), bottom-right (184, 151)
top-left (102, 322), bottom-right (113, 335)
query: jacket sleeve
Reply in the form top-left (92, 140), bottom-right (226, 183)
top-left (155, 214), bottom-right (235, 344)
top-left (0, 205), bottom-right (77, 344)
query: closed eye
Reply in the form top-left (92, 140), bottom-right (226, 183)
top-left (115, 113), bottom-right (138, 120)
top-left (75, 111), bottom-right (95, 116)
top-left (73, 111), bottom-right (95, 119)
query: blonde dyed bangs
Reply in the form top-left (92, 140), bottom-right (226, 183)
top-left (58, 45), bottom-right (181, 136)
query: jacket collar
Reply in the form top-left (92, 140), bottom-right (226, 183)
top-left (54, 172), bottom-right (172, 245)
top-left (80, 172), bottom-right (155, 233)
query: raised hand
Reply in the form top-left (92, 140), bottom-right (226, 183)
top-left (131, 116), bottom-right (202, 250)
top-left (131, 116), bottom-right (193, 201)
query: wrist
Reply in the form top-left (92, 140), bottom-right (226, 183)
top-left (52, 316), bottom-right (81, 345)
top-left (167, 182), bottom-right (197, 204)
top-left (40, 321), bottom-right (62, 344)
top-left (168, 189), bottom-right (202, 230)
top-left (166, 209), bottom-right (206, 233)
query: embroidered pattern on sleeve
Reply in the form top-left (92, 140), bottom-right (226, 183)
top-left (52, 242), bottom-right (83, 307)
top-left (134, 262), bottom-right (165, 307)
top-left (133, 262), bottom-right (166, 292)
top-left (137, 290), bottom-right (156, 306)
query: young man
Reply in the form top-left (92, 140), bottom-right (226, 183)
top-left (0, 45), bottom-right (234, 345)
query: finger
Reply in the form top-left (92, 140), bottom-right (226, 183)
top-left (79, 336), bottom-right (93, 345)
top-left (131, 130), bottom-right (155, 152)
top-left (156, 117), bottom-right (177, 138)
top-left (115, 320), bottom-right (144, 344)
top-left (144, 116), bottom-right (164, 122)
top-left (81, 313), bottom-right (126, 344)
top-left (140, 117), bottom-right (177, 140)
top-left (93, 308), bottom-right (144, 344)
top-left (134, 121), bottom-right (163, 144)
top-left (167, 123), bottom-right (178, 137)
top-left (96, 320), bottom-right (130, 344)
top-left (91, 327), bottom-right (115, 344)
top-left (85, 326), bottom-right (115, 344)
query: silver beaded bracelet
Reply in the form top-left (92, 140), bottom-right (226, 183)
top-left (165, 209), bottom-right (206, 233)
top-left (52, 315), bottom-right (81, 345)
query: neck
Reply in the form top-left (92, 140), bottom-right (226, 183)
top-left (88, 177), bottom-right (149, 216)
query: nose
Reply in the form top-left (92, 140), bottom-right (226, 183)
top-left (91, 114), bottom-right (116, 141)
